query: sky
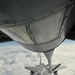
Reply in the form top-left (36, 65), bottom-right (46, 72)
top-left (0, 39), bottom-right (75, 47)
top-left (0, 41), bottom-right (19, 47)
top-left (63, 39), bottom-right (75, 44)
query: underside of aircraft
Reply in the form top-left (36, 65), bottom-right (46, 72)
top-left (0, 0), bottom-right (75, 75)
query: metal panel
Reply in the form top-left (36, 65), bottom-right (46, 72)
top-left (0, 27), bottom-right (34, 44)
top-left (30, 11), bottom-right (64, 44)
top-left (0, 0), bottom-right (69, 26)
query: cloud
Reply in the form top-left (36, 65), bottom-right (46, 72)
top-left (0, 44), bottom-right (75, 75)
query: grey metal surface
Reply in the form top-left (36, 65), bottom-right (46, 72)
top-left (0, 0), bottom-right (70, 26)
top-left (21, 33), bottom-right (65, 52)
top-left (30, 11), bottom-right (65, 44)
top-left (0, 0), bottom-right (75, 52)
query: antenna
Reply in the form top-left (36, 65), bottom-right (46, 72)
top-left (39, 53), bottom-right (42, 65)
top-left (37, 53), bottom-right (42, 65)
